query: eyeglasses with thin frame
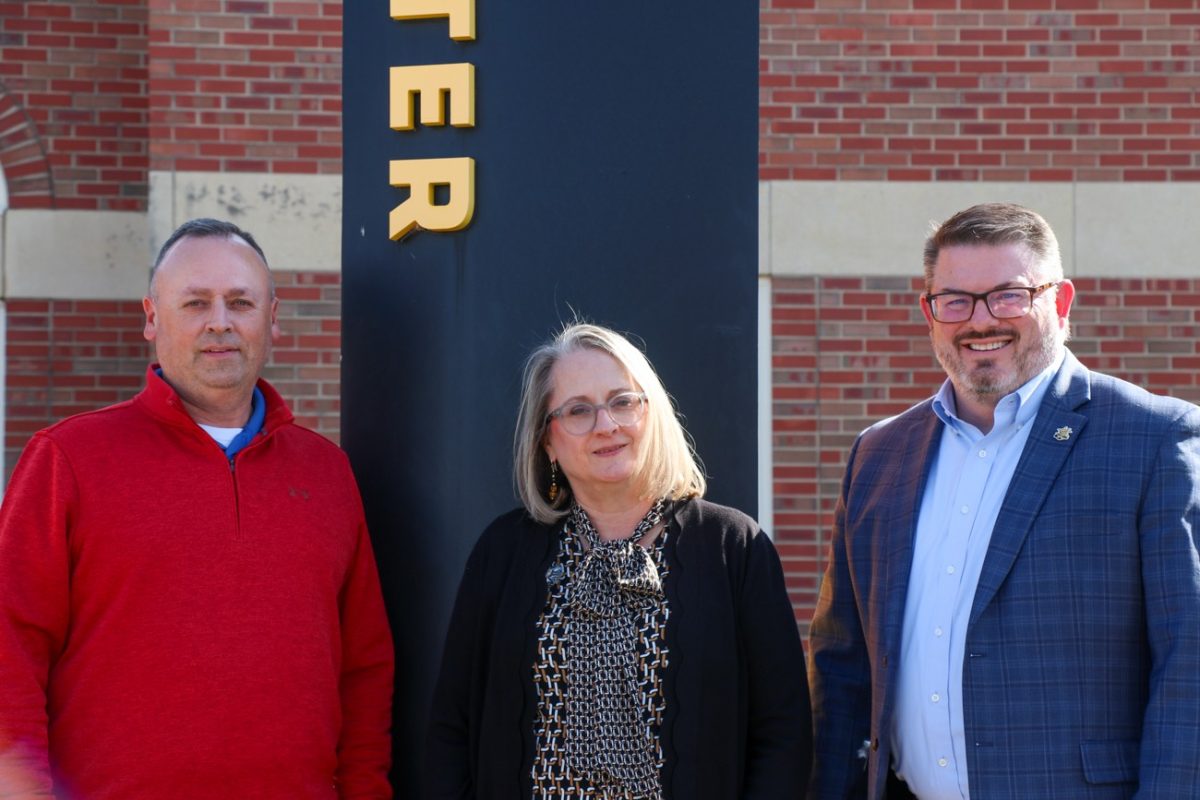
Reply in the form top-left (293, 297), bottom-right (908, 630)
top-left (924, 281), bottom-right (1060, 324)
top-left (546, 391), bottom-right (648, 436)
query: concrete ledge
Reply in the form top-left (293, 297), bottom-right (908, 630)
top-left (6, 178), bottom-right (1195, 299)
top-left (760, 181), bottom-right (1200, 279)
top-left (0, 172), bottom-right (344, 299)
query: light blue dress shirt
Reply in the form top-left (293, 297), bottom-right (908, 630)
top-left (890, 352), bottom-right (1064, 799)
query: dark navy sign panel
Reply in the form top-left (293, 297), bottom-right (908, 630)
top-left (343, 1), bottom-right (758, 781)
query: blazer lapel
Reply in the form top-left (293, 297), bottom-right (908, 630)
top-left (881, 404), bottom-right (944, 649)
top-left (968, 352), bottom-right (1091, 627)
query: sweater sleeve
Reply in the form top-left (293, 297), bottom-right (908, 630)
top-left (0, 435), bottom-right (76, 797)
top-left (335, 508), bottom-right (396, 799)
top-left (740, 527), bottom-right (814, 797)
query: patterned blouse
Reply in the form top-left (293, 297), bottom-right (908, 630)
top-left (530, 502), bottom-right (671, 799)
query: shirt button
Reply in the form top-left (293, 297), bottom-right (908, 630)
top-left (960, 505), bottom-right (969, 514)
top-left (934, 627), bottom-right (943, 637)
top-left (931, 693), bottom-right (940, 703)
top-left (946, 565), bottom-right (956, 574)
top-left (938, 757), bottom-right (948, 767)
top-left (978, 449), bottom-right (987, 458)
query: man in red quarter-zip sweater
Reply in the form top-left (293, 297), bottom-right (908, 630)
top-left (0, 219), bottom-right (395, 799)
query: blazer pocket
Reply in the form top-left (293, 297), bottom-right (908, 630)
top-left (1080, 739), bottom-right (1138, 785)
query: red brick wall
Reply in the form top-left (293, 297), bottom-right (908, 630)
top-left (760, 0), bottom-right (1200, 181)
top-left (3, 272), bottom-right (342, 480)
top-left (266, 271), bottom-right (342, 437)
top-left (148, 0), bottom-right (342, 174)
top-left (0, 0), bottom-right (343, 208)
top-left (0, 0), bottom-right (148, 210)
top-left (772, 276), bottom-right (1200, 629)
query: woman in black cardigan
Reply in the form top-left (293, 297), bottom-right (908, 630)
top-left (423, 323), bottom-right (811, 799)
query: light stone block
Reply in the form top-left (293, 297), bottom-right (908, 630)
top-left (152, 171), bottom-right (343, 273)
top-left (761, 182), bottom-right (1076, 278)
top-left (1074, 184), bottom-right (1200, 278)
top-left (2, 209), bottom-right (149, 300)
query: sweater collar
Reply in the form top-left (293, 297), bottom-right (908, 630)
top-left (139, 363), bottom-right (295, 441)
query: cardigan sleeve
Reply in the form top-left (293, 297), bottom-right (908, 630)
top-left (422, 527), bottom-right (492, 799)
top-left (0, 434), bottom-right (76, 797)
top-left (739, 527), bottom-right (814, 797)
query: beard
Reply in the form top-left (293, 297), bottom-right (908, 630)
top-left (932, 322), bottom-right (1062, 406)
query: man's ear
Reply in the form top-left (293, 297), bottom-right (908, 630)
top-left (919, 293), bottom-right (935, 329)
top-left (142, 296), bottom-right (158, 343)
top-left (1055, 279), bottom-right (1075, 320)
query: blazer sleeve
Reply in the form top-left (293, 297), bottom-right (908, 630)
top-left (807, 437), bottom-right (872, 800)
top-left (740, 528), bottom-right (814, 797)
top-left (1135, 404), bottom-right (1200, 794)
top-left (0, 434), bottom-right (75, 797)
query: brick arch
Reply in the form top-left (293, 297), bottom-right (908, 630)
top-left (0, 82), bottom-right (54, 209)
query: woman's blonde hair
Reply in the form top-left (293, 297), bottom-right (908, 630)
top-left (513, 323), bottom-right (706, 523)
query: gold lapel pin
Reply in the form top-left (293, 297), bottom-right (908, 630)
top-left (1053, 426), bottom-right (1073, 441)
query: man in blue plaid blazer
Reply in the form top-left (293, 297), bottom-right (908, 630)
top-left (808, 203), bottom-right (1200, 799)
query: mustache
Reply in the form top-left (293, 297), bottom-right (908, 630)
top-left (954, 327), bottom-right (1015, 346)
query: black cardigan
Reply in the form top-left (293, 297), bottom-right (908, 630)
top-left (422, 498), bottom-right (812, 799)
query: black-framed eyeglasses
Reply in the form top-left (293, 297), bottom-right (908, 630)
top-left (546, 392), bottom-right (647, 436)
top-left (925, 281), bottom-right (1060, 323)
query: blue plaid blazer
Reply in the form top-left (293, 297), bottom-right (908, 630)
top-left (808, 351), bottom-right (1200, 799)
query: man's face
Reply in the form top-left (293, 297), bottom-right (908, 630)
top-left (920, 242), bottom-right (1074, 408)
top-left (143, 235), bottom-right (280, 425)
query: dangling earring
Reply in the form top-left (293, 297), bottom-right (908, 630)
top-left (548, 460), bottom-right (559, 502)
